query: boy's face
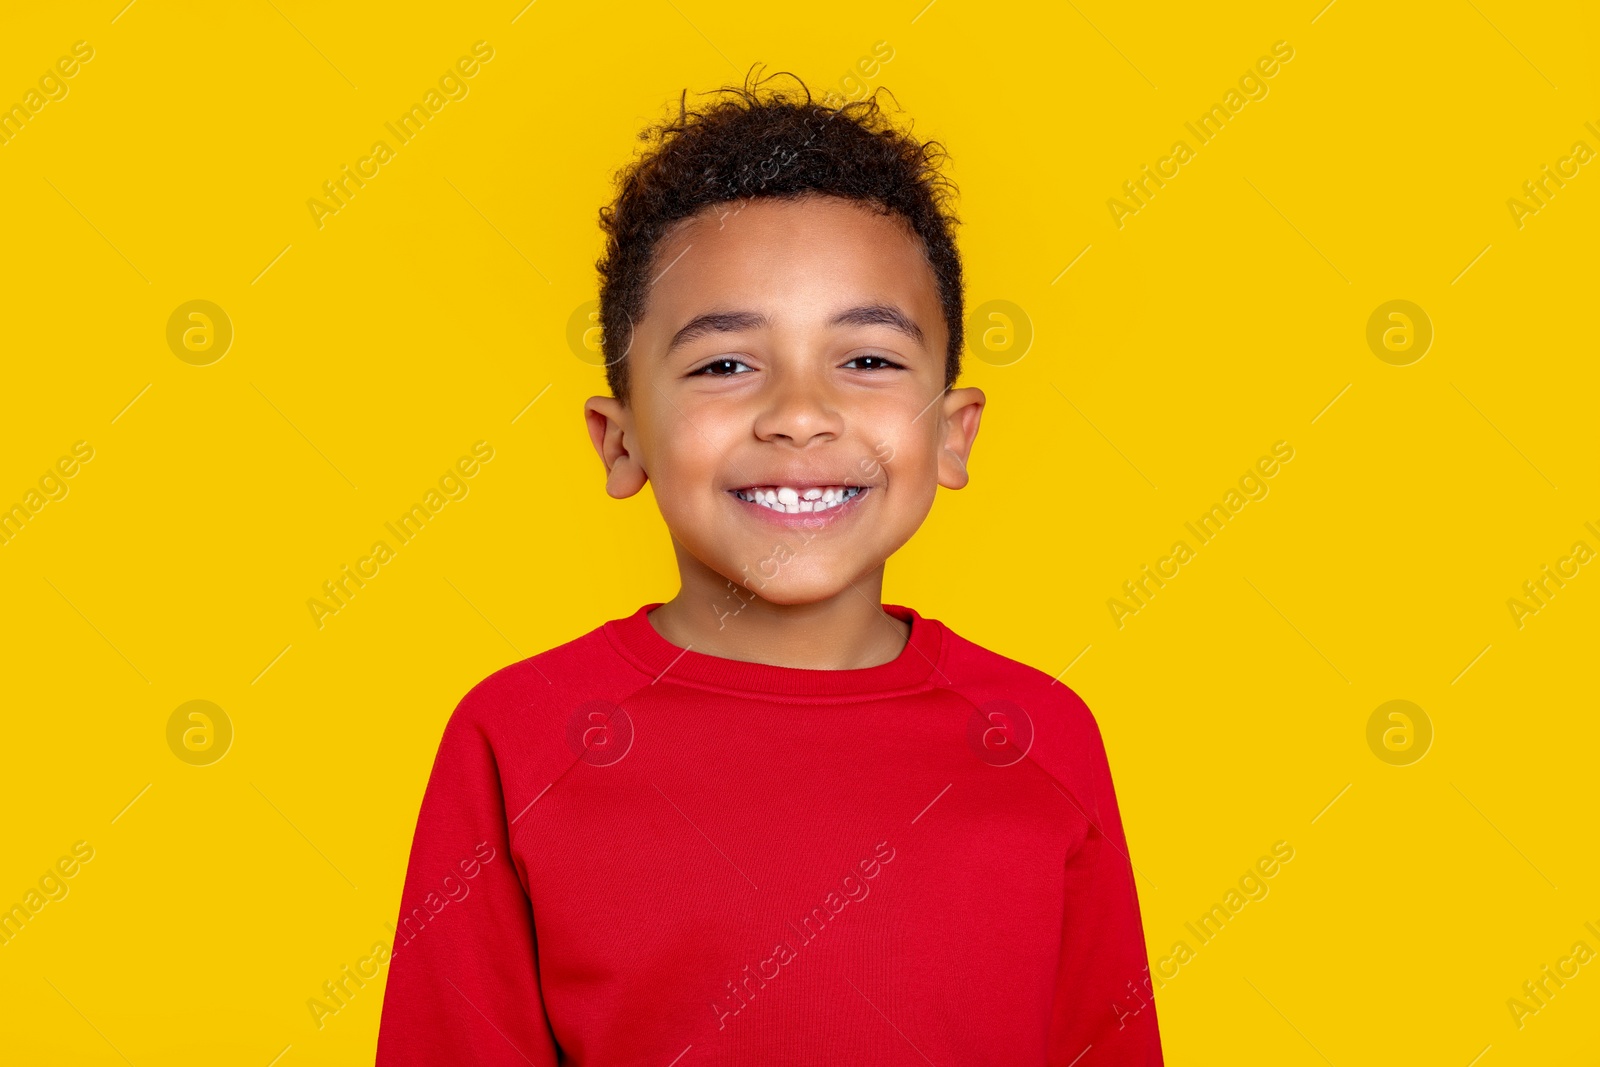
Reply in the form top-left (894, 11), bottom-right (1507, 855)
top-left (584, 193), bottom-right (984, 606)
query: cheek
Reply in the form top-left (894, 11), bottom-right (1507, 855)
top-left (872, 437), bottom-right (940, 526)
top-left (653, 464), bottom-right (721, 535)
top-left (876, 421), bottom-right (937, 487)
top-left (639, 405), bottom-right (716, 484)
top-left (892, 473), bottom-right (941, 524)
top-left (644, 412), bottom-right (744, 525)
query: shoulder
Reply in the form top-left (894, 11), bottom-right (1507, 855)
top-left (934, 616), bottom-right (1119, 816)
top-left (406, 611), bottom-right (658, 828)
top-left (935, 617), bottom-right (1105, 743)
top-left (436, 612), bottom-right (654, 761)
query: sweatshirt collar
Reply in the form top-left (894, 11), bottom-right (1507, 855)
top-left (604, 602), bottom-right (944, 700)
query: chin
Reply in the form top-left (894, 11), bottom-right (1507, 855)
top-left (736, 585), bottom-right (836, 607)
top-left (724, 570), bottom-right (861, 607)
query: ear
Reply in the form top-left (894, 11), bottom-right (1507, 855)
top-left (936, 386), bottom-right (985, 490)
top-left (583, 396), bottom-right (649, 499)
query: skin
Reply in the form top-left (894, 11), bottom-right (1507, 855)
top-left (583, 192), bottom-right (984, 670)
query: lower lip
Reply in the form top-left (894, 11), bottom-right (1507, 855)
top-left (727, 488), bottom-right (872, 529)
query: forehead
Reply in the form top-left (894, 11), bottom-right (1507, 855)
top-left (641, 194), bottom-right (942, 334)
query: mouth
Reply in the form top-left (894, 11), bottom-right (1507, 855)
top-left (729, 484), bottom-right (866, 514)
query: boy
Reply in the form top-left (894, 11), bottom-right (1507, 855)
top-left (376, 69), bottom-right (1163, 1065)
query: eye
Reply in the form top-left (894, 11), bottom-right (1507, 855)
top-left (690, 357), bottom-right (754, 376)
top-left (843, 353), bottom-right (907, 371)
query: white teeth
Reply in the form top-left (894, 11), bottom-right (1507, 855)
top-left (733, 485), bottom-right (864, 514)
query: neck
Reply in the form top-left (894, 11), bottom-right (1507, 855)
top-left (648, 545), bottom-right (911, 670)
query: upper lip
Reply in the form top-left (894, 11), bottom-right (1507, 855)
top-left (727, 477), bottom-right (870, 491)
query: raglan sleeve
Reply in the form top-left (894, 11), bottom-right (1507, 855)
top-left (1047, 693), bottom-right (1164, 1066)
top-left (375, 694), bottom-right (560, 1066)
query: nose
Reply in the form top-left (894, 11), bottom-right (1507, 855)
top-left (751, 372), bottom-right (843, 446)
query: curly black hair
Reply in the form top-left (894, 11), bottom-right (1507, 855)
top-left (594, 64), bottom-right (964, 405)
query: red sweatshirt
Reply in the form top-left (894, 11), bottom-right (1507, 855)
top-left (375, 603), bottom-right (1163, 1066)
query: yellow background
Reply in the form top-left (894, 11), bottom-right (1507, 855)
top-left (2, 0), bottom-right (1595, 1062)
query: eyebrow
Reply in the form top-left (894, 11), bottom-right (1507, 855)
top-left (665, 302), bottom-right (926, 356)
